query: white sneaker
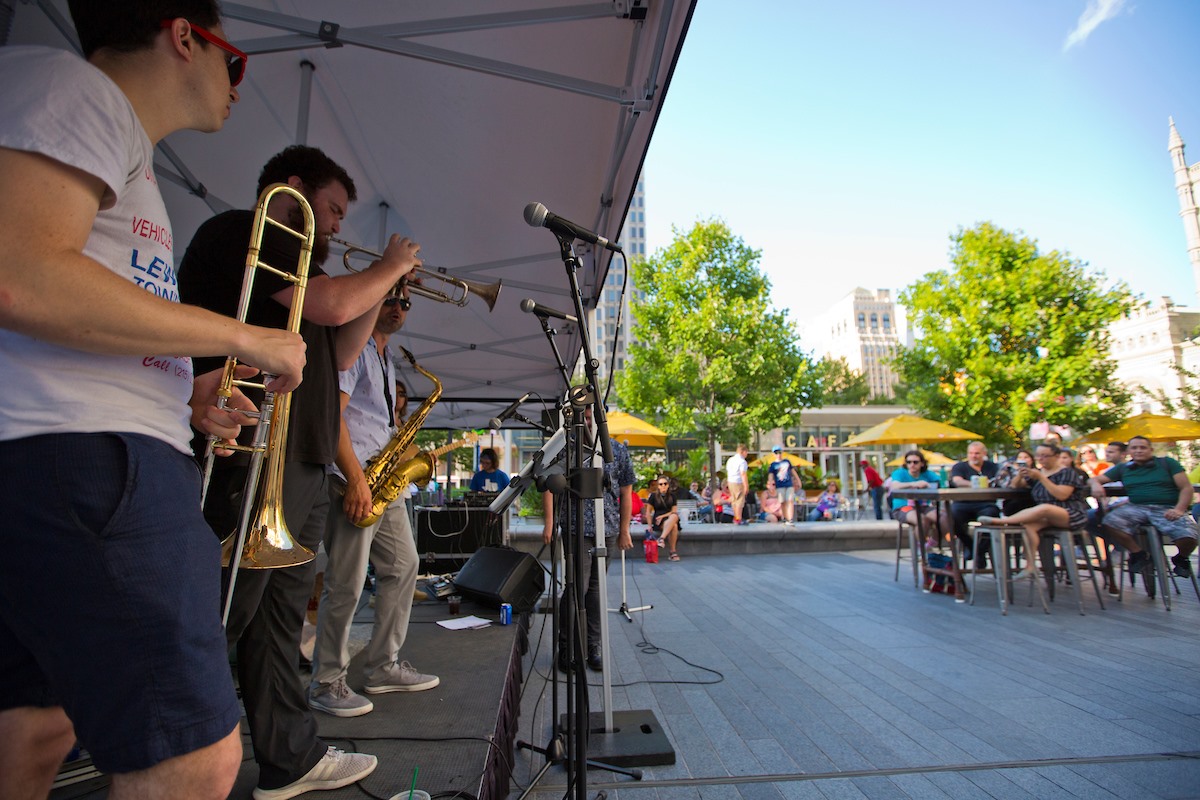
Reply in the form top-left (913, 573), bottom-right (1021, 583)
top-left (252, 746), bottom-right (377, 800)
top-left (309, 677), bottom-right (374, 717)
top-left (364, 660), bottom-right (440, 694)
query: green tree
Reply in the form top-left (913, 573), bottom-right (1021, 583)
top-left (894, 222), bottom-right (1133, 448)
top-left (615, 219), bottom-right (818, 487)
top-left (815, 356), bottom-right (870, 405)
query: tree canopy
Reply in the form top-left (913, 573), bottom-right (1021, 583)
top-left (814, 356), bottom-right (871, 405)
top-left (894, 222), bottom-right (1134, 448)
top-left (616, 219), bottom-right (817, 479)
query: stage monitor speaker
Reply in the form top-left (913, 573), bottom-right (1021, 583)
top-left (453, 547), bottom-right (544, 613)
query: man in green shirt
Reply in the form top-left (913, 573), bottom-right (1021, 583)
top-left (1091, 435), bottom-right (1197, 578)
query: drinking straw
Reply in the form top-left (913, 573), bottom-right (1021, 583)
top-left (408, 765), bottom-right (419, 800)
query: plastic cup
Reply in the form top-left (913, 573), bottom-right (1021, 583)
top-left (447, 595), bottom-right (462, 615)
top-left (388, 791), bottom-right (431, 800)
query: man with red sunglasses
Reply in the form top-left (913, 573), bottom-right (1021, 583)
top-left (0, 3), bottom-right (306, 800)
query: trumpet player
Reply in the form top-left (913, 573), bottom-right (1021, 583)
top-left (310, 285), bottom-right (438, 718)
top-left (0, 4), bottom-right (306, 799)
top-left (179, 145), bottom-right (419, 800)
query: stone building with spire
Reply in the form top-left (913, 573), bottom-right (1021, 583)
top-left (1105, 119), bottom-right (1200, 413)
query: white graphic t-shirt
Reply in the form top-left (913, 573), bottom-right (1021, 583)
top-left (0, 48), bottom-right (193, 452)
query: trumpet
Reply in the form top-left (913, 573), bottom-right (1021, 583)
top-left (330, 236), bottom-right (501, 311)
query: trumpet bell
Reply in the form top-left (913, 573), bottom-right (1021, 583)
top-left (220, 502), bottom-right (315, 569)
top-left (465, 276), bottom-right (501, 311)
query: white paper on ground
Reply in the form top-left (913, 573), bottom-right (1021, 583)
top-left (437, 615), bottom-right (492, 630)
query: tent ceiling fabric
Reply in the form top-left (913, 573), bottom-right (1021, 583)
top-left (6, 0), bottom-right (695, 429)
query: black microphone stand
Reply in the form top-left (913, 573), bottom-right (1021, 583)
top-left (514, 235), bottom-right (642, 800)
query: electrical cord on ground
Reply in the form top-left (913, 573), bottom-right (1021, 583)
top-left (601, 544), bottom-right (725, 687)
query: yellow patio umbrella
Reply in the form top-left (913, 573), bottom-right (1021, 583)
top-left (886, 449), bottom-right (956, 467)
top-left (1073, 411), bottom-right (1200, 445)
top-left (748, 452), bottom-right (815, 468)
top-left (604, 410), bottom-right (669, 448)
top-left (844, 414), bottom-right (981, 446)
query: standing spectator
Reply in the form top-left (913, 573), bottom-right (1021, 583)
top-left (725, 443), bottom-right (750, 525)
top-left (1090, 435), bottom-right (1197, 578)
top-left (768, 446), bottom-right (798, 525)
top-left (861, 459), bottom-right (886, 520)
top-left (949, 442), bottom-right (1000, 567)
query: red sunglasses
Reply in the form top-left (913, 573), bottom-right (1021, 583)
top-left (161, 19), bottom-right (247, 86)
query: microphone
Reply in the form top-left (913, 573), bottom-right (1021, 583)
top-left (524, 202), bottom-right (623, 253)
top-left (488, 391), bottom-right (531, 430)
top-left (520, 297), bottom-right (577, 324)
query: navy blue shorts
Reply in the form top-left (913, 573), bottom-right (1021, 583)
top-left (0, 433), bottom-right (240, 773)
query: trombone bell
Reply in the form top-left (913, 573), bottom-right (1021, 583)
top-left (221, 500), bottom-right (314, 569)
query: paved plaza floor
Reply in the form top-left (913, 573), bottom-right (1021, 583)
top-left (512, 548), bottom-right (1200, 800)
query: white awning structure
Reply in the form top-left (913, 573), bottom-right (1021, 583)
top-left (4, 0), bottom-right (696, 428)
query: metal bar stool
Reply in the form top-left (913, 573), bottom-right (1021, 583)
top-left (1130, 525), bottom-right (1200, 610)
top-left (894, 519), bottom-right (920, 588)
top-left (972, 521), bottom-right (1049, 615)
top-left (1038, 528), bottom-right (1106, 614)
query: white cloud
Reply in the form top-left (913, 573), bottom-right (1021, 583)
top-left (1063, 0), bottom-right (1128, 50)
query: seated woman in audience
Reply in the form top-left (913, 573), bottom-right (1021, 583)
top-left (645, 474), bottom-right (682, 561)
top-left (807, 480), bottom-right (843, 521)
top-left (714, 480), bottom-right (734, 523)
top-left (757, 476), bottom-right (783, 522)
top-left (695, 482), bottom-right (714, 522)
top-left (885, 450), bottom-right (950, 543)
top-left (978, 442), bottom-right (1089, 581)
top-left (994, 448), bottom-right (1036, 516)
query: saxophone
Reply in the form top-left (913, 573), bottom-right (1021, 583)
top-left (355, 347), bottom-right (440, 528)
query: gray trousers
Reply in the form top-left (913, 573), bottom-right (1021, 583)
top-left (311, 484), bottom-right (419, 688)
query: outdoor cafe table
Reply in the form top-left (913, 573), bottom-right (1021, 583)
top-left (888, 486), bottom-right (1028, 599)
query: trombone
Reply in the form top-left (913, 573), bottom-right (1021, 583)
top-left (199, 183), bottom-right (316, 626)
top-left (330, 236), bottom-right (501, 311)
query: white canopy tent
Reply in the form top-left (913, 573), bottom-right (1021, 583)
top-left (4, 0), bottom-right (696, 428)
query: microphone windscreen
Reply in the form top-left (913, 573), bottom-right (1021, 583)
top-left (523, 202), bottom-right (547, 227)
top-left (519, 298), bottom-right (536, 313)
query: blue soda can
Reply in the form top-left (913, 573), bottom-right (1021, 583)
top-left (500, 603), bottom-right (512, 625)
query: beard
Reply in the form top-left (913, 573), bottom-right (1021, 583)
top-left (287, 202), bottom-right (330, 265)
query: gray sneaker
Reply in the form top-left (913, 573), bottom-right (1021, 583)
top-left (252, 746), bottom-right (377, 800)
top-left (364, 660), bottom-right (440, 694)
top-left (309, 677), bottom-right (374, 717)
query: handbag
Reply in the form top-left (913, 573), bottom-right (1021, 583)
top-left (644, 535), bottom-right (659, 563)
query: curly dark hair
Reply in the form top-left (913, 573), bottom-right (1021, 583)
top-left (256, 146), bottom-right (358, 202)
top-left (69, 1), bottom-right (223, 59)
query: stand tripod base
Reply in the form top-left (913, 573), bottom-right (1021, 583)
top-left (559, 709), bottom-right (675, 767)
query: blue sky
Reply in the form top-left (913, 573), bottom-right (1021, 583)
top-left (640, 0), bottom-right (1200, 330)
